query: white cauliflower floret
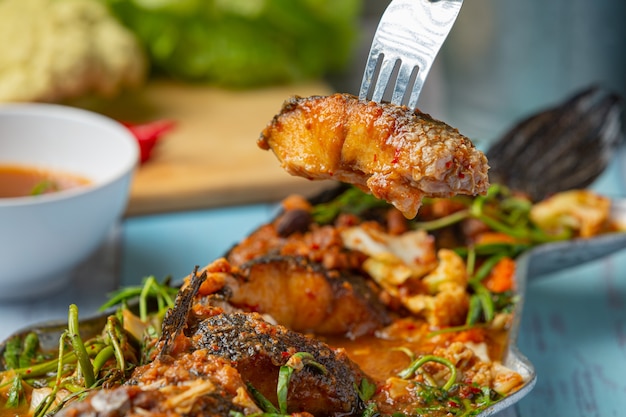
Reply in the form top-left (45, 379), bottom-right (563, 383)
top-left (404, 283), bottom-right (469, 327)
top-left (341, 224), bottom-right (438, 292)
top-left (421, 248), bottom-right (467, 293)
top-left (404, 249), bottom-right (470, 327)
top-left (341, 226), bottom-right (470, 327)
top-left (363, 253), bottom-right (414, 291)
top-left (530, 189), bottom-right (611, 238)
top-left (0, 0), bottom-right (147, 102)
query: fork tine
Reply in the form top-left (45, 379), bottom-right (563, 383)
top-left (358, 50), bottom-right (381, 102)
top-left (359, 0), bottom-right (464, 109)
top-left (407, 64), bottom-right (431, 109)
top-left (370, 56), bottom-right (398, 103)
top-left (392, 62), bottom-right (418, 106)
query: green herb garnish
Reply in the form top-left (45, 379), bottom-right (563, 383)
top-left (398, 355), bottom-right (457, 392)
top-left (311, 186), bottom-right (391, 224)
top-left (30, 180), bottom-right (59, 195)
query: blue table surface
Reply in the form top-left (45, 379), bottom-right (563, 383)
top-left (119, 147), bottom-right (626, 417)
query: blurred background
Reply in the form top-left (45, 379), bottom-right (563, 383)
top-left (1, 0), bottom-right (624, 146)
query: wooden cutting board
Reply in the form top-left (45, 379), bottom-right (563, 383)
top-left (85, 80), bottom-right (336, 216)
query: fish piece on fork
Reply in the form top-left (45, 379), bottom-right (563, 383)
top-left (259, 1), bottom-right (480, 220)
top-left (258, 93), bottom-right (490, 219)
top-left (359, 0), bottom-right (464, 109)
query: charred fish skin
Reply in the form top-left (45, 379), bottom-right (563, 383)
top-left (258, 93), bottom-right (490, 219)
top-left (192, 312), bottom-right (367, 417)
top-left (228, 255), bottom-right (391, 339)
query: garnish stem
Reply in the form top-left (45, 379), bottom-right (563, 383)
top-left (412, 209), bottom-right (470, 231)
top-left (398, 355), bottom-right (458, 391)
top-left (105, 317), bottom-right (125, 371)
top-left (68, 304), bottom-right (96, 388)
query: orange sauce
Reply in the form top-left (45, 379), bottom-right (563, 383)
top-left (327, 328), bottom-right (509, 383)
top-left (0, 164), bottom-right (91, 198)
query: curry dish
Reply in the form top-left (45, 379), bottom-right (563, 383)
top-left (2, 183), bottom-right (616, 417)
top-left (0, 96), bottom-right (618, 417)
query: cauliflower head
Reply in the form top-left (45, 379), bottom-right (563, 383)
top-left (0, 0), bottom-right (147, 102)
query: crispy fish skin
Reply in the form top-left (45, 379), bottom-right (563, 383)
top-left (192, 312), bottom-right (367, 416)
top-left (258, 93), bottom-right (490, 218)
top-left (228, 255), bottom-right (391, 338)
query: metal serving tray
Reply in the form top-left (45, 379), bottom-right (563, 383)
top-left (1, 199), bottom-right (624, 417)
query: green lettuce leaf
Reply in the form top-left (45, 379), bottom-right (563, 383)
top-left (101, 0), bottom-right (362, 87)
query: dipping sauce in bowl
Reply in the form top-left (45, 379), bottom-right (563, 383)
top-left (0, 164), bottom-right (91, 198)
top-left (0, 103), bottom-right (139, 300)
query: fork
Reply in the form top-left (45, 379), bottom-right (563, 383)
top-left (359, 0), bottom-right (464, 109)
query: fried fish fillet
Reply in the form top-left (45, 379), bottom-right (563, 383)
top-left (258, 93), bottom-right (490, 218)
top-left (192, 312), bottom-right (368, 416)
top-left (227, 255), bottom-right (391, 338)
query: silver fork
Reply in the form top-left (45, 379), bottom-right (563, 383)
top-left (359, 0), bottom-right (463, 109)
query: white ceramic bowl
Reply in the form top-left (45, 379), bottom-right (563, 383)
top-left (0, 103), bottom-right (139, 300)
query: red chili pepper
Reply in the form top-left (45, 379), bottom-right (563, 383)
top-left (121, 120), bottom-right (176, 164)
top-left (447, 400), bottom-right (460, 408)
top-left (392, 148), bottom-right (401, 164)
